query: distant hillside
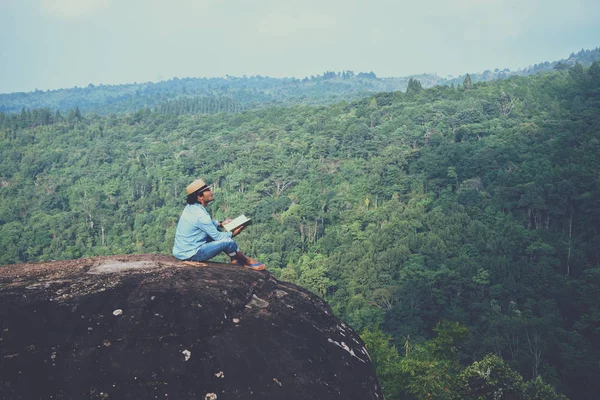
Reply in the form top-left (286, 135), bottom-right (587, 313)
top-left (0, 72), bottom-right (437, 115)
top-left (1, 47), bottom-right (598, 115)
top-left (440, 47), bottom-right (600, 87)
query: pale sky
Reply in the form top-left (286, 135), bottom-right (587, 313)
top-left (1, 0), bottom-right (599, 93)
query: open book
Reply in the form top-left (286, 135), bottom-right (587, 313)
top-left (223, 214), bottom-right (252, 232)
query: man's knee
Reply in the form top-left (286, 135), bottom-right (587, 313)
top-left (219, 237), bottom-right (239, 255)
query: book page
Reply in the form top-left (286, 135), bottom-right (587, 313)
top-left (223, 214), bottom-right (251, 232)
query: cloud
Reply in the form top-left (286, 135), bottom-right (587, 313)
top-left (136, 0), bottom-right (222, 37)
top-left (434, 0), bottom-right (598, 41)
top-left (256, 11), bottom-right (337, 38)
top-left (39, 0), bottom-right (111, 19)
top-left (421, 0), bottom-right (534, 41)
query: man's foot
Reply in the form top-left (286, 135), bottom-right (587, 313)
top-left (230, 251), bottom-right (266, 270)
top-left (244, 259), bottom-right (266, 271)
top-left (182, 261), bottom-right (209, 267)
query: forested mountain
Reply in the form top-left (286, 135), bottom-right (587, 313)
top-left (440, 47), bottom-right (600, 87)
top-left (1, 62), bottom-right (600, 399)
top-left (0, 72), bottom-right (429, 115)
top-left (1, 48), bottom-right (599, 115)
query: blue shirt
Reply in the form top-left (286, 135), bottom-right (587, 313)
top-left (172, 204), bottom-right (232, 260)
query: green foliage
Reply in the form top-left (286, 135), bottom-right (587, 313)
top-left (364, 326), bottom-right (566, 400)
top-left (457, 354), bottom-right (525, 399)
top-left (407, 78), bottom-right (423, 95)
top-left (430, 321), bottom-right (469, 362)
top-left (399, 350), bottom-right (456, 400)
top-left (463, 74), bottom-right (473, 89)
top-left (361, 328), bottom-right (404, 399)
top-left (524, 376), bottom-right (568, 400)
top-left (2, 62), bottom-right (600, 399)
top-left (457, 354), bottom-right (566, 400)
top-left (362, 323), bottom-right (464, 400)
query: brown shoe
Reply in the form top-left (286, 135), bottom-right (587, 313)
top-left (244, 260), bottom-right (266, 271)
top-left (231, 252), bottom-right (266, 271)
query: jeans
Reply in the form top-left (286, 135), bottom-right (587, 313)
top-left (189, 237), bottom-right (239, 261)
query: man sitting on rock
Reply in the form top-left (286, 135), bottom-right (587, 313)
top-left (172, 178), bottom-right (266, 271)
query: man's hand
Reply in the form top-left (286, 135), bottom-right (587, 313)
top-left (232, 225), bottom-right (245, 237)
top-left (219, 218), bottom-right (233, 229)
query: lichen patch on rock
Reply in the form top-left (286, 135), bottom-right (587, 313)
top-left (88, 260), bottom-right (159, 275)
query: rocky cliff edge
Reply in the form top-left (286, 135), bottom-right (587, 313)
top-left (0, 254), bottom-right (383, 399)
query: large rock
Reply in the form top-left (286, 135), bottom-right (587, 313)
top-left (0, 254), bottom-right (383, 399)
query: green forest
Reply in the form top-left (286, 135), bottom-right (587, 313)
top-left (1, 62), bottom-right (599, 399)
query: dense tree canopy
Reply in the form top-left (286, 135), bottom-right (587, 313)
top-left (2, 62), bottom-right (600, 399)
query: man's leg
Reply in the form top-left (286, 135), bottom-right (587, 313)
top-left (189, 238), bottom-right (239, 262)
top-left (189, 238), bottom-right (266, 271)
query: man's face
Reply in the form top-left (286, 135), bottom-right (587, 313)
top-left (199, 189), bottom-right (214, 204)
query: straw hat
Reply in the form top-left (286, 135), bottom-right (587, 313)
top-left (186, 178), bottom-right (212, 195)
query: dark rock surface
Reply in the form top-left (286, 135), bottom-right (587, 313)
top-left (0, 254), bottom-right (383, 399)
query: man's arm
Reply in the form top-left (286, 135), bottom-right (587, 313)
top-left (197, 213), bottom-right (232, 241)
top-left (231, 225), bottom-right (244, 237)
